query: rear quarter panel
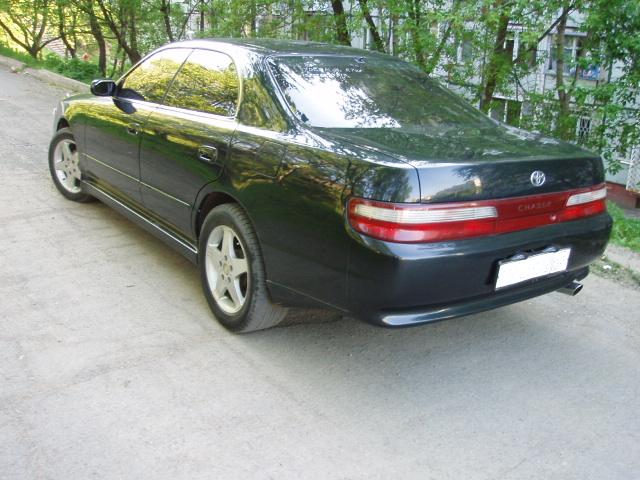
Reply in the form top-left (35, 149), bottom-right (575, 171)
top-left (222, 125), bottom-right (420, 310)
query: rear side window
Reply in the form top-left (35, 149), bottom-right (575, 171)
top-left (164, 49), bottom-right (239, 117)
top-left (119, 48), bottom-right (190, 103)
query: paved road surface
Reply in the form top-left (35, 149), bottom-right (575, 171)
top-left (1, 65), bottom-right (639, 480)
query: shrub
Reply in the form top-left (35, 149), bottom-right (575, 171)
top-left (43, 54), bottom-right (101, 83)
top-left (608, 202), bottom-right (640, 252)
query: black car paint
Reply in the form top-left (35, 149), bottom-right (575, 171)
top-left (53, 39), bottom-right (612, 326)
top-left (322, 126), bottom-right (604, 203)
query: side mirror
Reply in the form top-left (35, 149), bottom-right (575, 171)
top-left (90, 79), bottom-right (116, 97)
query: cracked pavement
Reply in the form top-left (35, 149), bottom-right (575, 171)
top-left (1, 64), bottom-right (639, 480)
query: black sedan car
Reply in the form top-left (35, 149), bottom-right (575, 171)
top-left (49, 39), bottom-right (612, 332)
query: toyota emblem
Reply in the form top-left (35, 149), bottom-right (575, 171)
top-left (530, 170), bottom-right (546, 187)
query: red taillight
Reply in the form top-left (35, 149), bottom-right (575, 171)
top-left (348, 184), bottom-right (607, 243)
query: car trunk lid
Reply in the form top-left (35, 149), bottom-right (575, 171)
top-left (318, 125), bottom-right (604, 203)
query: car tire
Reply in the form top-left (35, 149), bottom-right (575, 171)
top-left (48, 128), bottom-right (93, 202)
top-left (198, 203), bottom-right (288, 332)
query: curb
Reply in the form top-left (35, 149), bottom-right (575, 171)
top-left (0, 54), bottom-right (24, 70)
top-left (0, 53), bottom-right (88, 93)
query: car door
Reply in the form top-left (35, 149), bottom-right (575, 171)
top-left (138, 49), bottom-right (239, 239)
top-left (82, 48), bottom-right (191, 205)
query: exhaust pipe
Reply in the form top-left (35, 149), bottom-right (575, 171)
top-left (558, 281), bottom-right (583, 296)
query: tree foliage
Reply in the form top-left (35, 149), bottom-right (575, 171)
top-left (0, 0), bottom-right (638, 172)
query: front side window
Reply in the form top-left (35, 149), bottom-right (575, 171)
top-left (163, 49), bottom-right (239, 117)
top-left (268, 55), bottom-right (493, 130)
top-left (119, 48), bottom-right (191, 103)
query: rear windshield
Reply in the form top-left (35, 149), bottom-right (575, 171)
top-left (268, 55), bottom-right (493, 129)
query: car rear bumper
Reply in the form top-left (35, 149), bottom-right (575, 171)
top-left (346, 213), bottom-right (612, 326)
top-left (377, 267), bottom-right (588, 326)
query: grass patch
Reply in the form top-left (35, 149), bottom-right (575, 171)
top-left (0, 44), bottom-right (40, 68)
top-left (0, 44), bottom-right (100, 84)
top-left (608, 201), bottom-right (640, 252)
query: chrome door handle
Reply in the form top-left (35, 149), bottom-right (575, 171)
top-left (126, 123), bottom-right (141, 136)
top-left (198, 145), bottom-right (218, 164)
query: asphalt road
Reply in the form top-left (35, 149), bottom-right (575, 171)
top-left (1, 64), bottom-right (639, 480)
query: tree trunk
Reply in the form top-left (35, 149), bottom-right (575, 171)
top-left (70, 10), bottom-right (79, 54)
top-left (331, 0), bottom-right (350, 46)
top-left (200, 0), bottom-right (205, 32)
top-left (26, 45), bottom-right (40, 58)
top-left (390, 13), bottom-right (399, 55)
top-left (160, 0), bottom-right (175, 42)
top-left (96, 0), bottom-right (141, 65)
top-left (118, 47), bottom-right (128, 75)
top-left (247, 0), bottom-right (257, 36)
top-left (480, 8), bottom-right (510, 112)
top-left (358, 0), bottom-right (384, 52)
top-left (554, 7), bottom-right (572, 139)
top-left (87, 2), bottom-right (107, 75)
top-left (108, 44), bottom-right (121, 78)
top-left (57, 5), bottom-right (77, 58)
top-left (406, 0), bottom-right (425, 67)
top-left (128, 8), bottom-right (141, 63)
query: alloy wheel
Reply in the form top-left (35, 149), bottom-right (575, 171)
top-left (53, 138), bottom-right (82, 194)
top-left (205, 225), bottom-right (249, 315)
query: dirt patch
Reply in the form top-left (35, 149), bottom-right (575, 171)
top-left (592, 255), bottom-right (640, 290)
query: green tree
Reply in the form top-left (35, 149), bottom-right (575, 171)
top-left (0, 0), bottom-right (57, 58)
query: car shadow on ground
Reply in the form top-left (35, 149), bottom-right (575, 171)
top-left (84, 195), bottom-right (594, 395)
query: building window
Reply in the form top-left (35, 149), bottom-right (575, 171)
top-left (490, 99), bottom-right (506, 121)
top-left (517, 41), bottom-right (538, 67)
top-left (577, 116), bottom-right (591, 143)
top-left (504, 33), bottom-right (515, 63)
top-left (548, 35), bottom-right (585, 75)
top-left (298, 11), bottom-right (331, 41)
top-left (579, 63), bottom-right (601, 81)
top-left (430, 21), bottom-right (439, 36)
top-left (362, 26), bottom-right (370, 49)
top-left (457, 31), bottom-right (474, 63)
top-left (490, 98), bottom-right (522, 126)
top-left (506, 100), bottom-right (522, 126)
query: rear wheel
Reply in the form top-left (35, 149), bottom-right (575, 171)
top-left (198, 203), bottom-right (288, 332)
top-left (48, 128), bottom-right (93, 202)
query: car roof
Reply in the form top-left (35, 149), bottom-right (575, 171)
top-left (166, 38), bottom-right (393, 59)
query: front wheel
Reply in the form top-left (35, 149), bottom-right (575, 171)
top-left (48, 128), bottom-right (93, 202)
top-left (198, 204), bottom-right (288, 332)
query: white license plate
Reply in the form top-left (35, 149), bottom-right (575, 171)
top-left (495, 248), bottom-right (571, 289)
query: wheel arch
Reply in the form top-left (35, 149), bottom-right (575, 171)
top-left (193, 185), bottom-right (281, 300)
top-left (192, 186), bottom-right (257, 243)
top-left (56, 117), bottom-right (70, 131)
